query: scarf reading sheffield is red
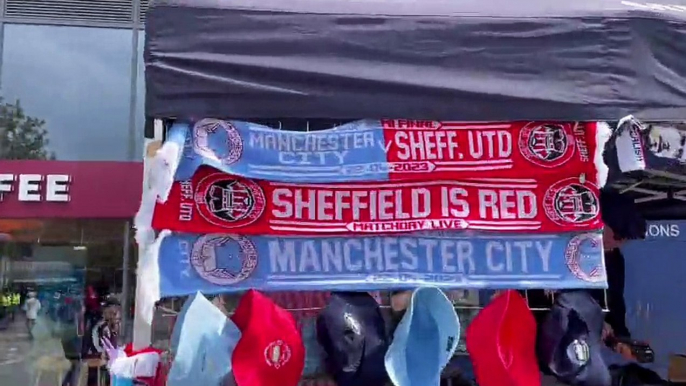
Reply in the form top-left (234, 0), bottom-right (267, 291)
top-left (152, 167), bottom-right (602, 235)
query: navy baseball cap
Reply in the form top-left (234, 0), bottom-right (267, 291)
top-left (537, 290), bottom-right (611, 386)
top-left (316, 292), bottom-right (390, 386)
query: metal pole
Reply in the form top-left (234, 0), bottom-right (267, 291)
top-left (0, 0), bottom-right (7, 92)
top-left (120, 220), bottom-right (132, 341)
top-left (123, 0), bottom-right (141, 343)
top-left (127, 0), bottom-right (141, 161)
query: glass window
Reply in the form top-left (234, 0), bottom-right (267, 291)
top-left (1, 25), bottom-right (133, 161)
top-left (0, 218), bottom-right (134, 384)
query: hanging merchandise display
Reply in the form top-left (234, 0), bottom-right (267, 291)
top-left (609, 115), bottom-right (686, 177)
top-left (130, 0), bottom-right (685, 384)
top-left (385, 287), bottom-right (460, 386)
top-left (154, 119), bottom-right (607, 188)
top-left (537, 291), bottom-right (612, 386)
top-left (316, 292), bottom-right (390, 386)
top-left (151, 166), bottom-right (603, 235)
top-left (231, 290), bottom-right (306, 386)
top-left (466, 290), bottom-right (540, 386)
top-left (148, 230), bottom-right (605, 296)
top-left (167, 292), bottom-right (241, 386)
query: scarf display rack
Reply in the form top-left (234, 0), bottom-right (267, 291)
top-left (129, 1), bottom-right (686, 385)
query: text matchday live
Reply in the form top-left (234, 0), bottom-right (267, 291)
top-left (152, 167), bottom-right (603, 235)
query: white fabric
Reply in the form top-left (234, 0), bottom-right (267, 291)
top-left (110, 352), bottom-right (160, 379)
top-left (645, 123), bottom-right (686, 162)
top-left (110, 356), bottom-right (137, 379)
top-left (132, 230), bottom-right (167, 350)
top-left (133, 120), bottom-right (166, 351)
top-left (615, 115), bottom-right (647, 173)
top-left (132, 352), bottom-right (160, 378)
top-left (595, 121), bottom-right (612, 188)
top-left (149, 140), bottom-right (183, 203)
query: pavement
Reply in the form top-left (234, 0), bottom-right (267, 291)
top-left (0, 316), bottom-right (32, 386)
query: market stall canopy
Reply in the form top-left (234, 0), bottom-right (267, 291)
top-left (144, 0), bottom-right (686, 121)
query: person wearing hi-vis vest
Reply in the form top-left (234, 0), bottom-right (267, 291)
top-left (5, 292), bottom-right (13, 321)
top-left (10, 291), bottom-right (20, 321)
top-left (0, 291), bottom-right (9, 320)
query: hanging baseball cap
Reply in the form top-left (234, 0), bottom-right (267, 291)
top-left (167, 292), bottom-right (241, 386)
top-left (537, 290), bottom-right (611, 386)
top-left (231, 290), bottom-right (305, 386)
top-left (466, 290), bottom-right (540, 386)
top-left (385, 287), bottom-right (460, 386)
top-left (316, 292), bottom-right (390, 386)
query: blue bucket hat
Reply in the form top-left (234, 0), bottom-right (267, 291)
top-left (537, 290), bottom-right (611, 386)
top-left (167, 292), bottom-right (241, 386)
top-left (385, 287), bottom-right (460, 386)
top-left (316, 292), bottom-right (390, 386)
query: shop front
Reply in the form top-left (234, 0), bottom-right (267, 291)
top-left (0, 160), bottom-right (142, 341)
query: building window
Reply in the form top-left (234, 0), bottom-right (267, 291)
top-left (1, 24), bottom-right (133, 161)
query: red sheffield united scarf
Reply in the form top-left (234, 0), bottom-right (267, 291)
top-left (152, 167), bottom-right (603, 234)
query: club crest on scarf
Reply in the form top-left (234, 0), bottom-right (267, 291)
top-left (519, 123), bottom-right (575, 168)
top-left (194, 173), bottom-right (266, 229)
top-left (190, 234), bottom-right (258, 285)
top-left (543, 177), bottom-right (600, 226)
top-left (192, 118), bottom-right (244, 166)
top-left (264, 340), bottom-right (292, 369)
top-left (564, 233), bottom-right (606, 283)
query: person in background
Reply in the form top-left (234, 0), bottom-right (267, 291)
top-left (592, 189), bottom-right (646, 341)
top-left (4, 290), bottom-right (12, 321)
top-left (84, 285), bottom-right (101, 330)
top-left (60, 296), bottom-right (85, 386)
top-left (0, 289), bottom-right (8, 321)
top-left (82, 300), bottom-right (120, 386)
top-left (23, 291), bottom-right (41, 338)
top-left (526, 189), bottom-right (647, 359)
top-left (10, 290), bottom-right (20, 321)
top-left (86, 300), bottom-right (121, 357)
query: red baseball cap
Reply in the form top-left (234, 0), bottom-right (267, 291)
top-left (466, 290), bottom-right (541, 386)
top-left (231, 290), bottom-right (305, 386)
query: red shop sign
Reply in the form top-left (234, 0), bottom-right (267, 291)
top-left (0, 160), bottom-right (143, 219)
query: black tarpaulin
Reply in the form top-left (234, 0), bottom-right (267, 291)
top-left (144, 0), bottom-right (686, 121)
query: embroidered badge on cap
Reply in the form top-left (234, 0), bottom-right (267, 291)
top-left (569, 339), bottom-right (590, 365)
top-left (264, 340), bottom-right (292, 369)
top-left (344, 312), bottom-right (362, 335)
top-left (446, 336), bottom-right (456, 352)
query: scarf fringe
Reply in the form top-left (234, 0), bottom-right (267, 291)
top-left (132, 230), bottom-right (168, 350)
top-left (150, 139), bottom-right (183, 203)
top-left (595, 121), bottom-right (612, 188)
top-left (137, 230), bottom-right (167, 326)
